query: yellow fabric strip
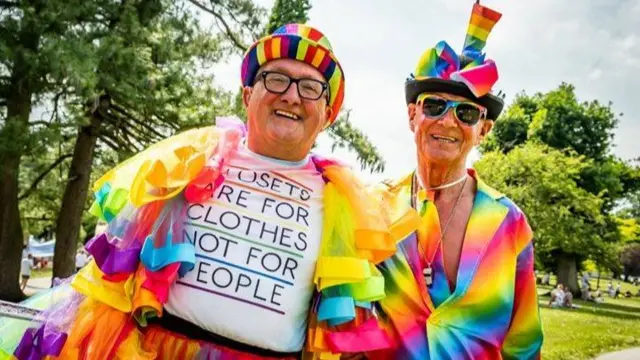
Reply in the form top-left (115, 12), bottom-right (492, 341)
top-left (71, 261), bottom-right (134, 313)
top-left (389, 209), bottom-right (421, 243)
top-left (315, 257), bottom-right (370, 284)
top-left (354, 229), bottom-right (395, 264)
top-left (467, 23), bottom-right (490, 41)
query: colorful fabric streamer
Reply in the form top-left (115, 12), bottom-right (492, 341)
top-left (3, 117), bottom-right (410, 360)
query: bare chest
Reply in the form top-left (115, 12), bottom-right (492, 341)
top-left (435, 196), bottom-right (474, 289)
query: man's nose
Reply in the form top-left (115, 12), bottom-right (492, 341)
top-left (279, 81), bottom-right (302, 105)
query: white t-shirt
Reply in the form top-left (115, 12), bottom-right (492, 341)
top-left (21, 258), bottom-right (32, 276)
top-left (165, 143), bottom-right (325, 352)
top-left (551, 289), bottom-right (565, 306)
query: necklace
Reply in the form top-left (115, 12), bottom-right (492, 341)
top-left (411, 172), bottom-right (467, 287)
top-left (422, 173), bottom-right (467, 191)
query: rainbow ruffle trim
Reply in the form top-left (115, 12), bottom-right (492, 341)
top-left (9, 117), bottom-right (417, 359)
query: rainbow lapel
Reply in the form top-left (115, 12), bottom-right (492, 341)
top-left (401, 232), bottom-right (437, 313)
top-left (448, 177), bottom-right (507, 302)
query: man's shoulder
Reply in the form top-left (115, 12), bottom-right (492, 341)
top-left (373, 173), bottom-right (414, 194)
top-left (94, 126), bottom-right (220, 188)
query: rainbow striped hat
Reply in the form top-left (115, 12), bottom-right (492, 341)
top-left (405, 2), bottom-right (505, 120)
top-left (241, 24), bottom-right (345, 125)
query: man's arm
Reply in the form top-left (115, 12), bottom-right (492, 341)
top-left (501, 216), bottom-right (544, 360)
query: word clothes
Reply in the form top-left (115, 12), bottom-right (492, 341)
top-left (165, 143), bottom-right (324, 352)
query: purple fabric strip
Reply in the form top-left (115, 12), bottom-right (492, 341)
top-left (85, 233), bottom-right (141, 275)
top-left (14, 325), bottom-right (68, 360)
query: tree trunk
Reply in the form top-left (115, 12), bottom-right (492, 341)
top-left (0, 101), bottom-right (30, 301)
top-left (0, 21), bottom-right (43, 299)
top-left (556, 254), bottom-right (579, 295)
top-left (52, 114), bottom-right (102, 280)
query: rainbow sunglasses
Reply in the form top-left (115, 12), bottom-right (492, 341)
top-left (417, 93), bottom-right (487, 126)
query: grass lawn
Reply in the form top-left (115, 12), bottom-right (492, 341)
top-left (17, 270), bottom-right (640, 358)
top-left (30, 268), bottom-right (52, 279)
top-left (538, 283), bottom-right (640, 359)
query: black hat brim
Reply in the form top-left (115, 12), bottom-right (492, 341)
top-left (405, 78), bottom-right (505, 120)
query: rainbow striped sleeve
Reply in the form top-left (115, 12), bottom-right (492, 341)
top-left (501, 214), bottom-right (543, 359)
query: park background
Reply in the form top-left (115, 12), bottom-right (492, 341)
top-left (1, 1), bottom-right (639, 359)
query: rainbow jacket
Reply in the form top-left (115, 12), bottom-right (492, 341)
top-left (368, 170), bottom-right (543, 360)
top-left (5, 118), bottom-right (417, 360)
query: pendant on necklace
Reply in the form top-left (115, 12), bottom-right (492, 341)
top-left (423, 264), bottom-right (433, 287)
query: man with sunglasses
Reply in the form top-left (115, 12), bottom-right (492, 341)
top-left (6, 24), bottom-right (400, 359)
top-left (369, 3), bottom-right (543, 359)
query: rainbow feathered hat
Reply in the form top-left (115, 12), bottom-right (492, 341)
top-left (405, 2), bottom-right (505, 120)
top-left (241, 24), bottom-right (345, 125)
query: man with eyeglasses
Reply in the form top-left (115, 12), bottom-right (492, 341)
top-left (368, 2), bottom-right (543, 359)
top-left (7, 24), bottom-right (402, 359)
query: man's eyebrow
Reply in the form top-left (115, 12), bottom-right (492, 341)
top-left (262, 66), bottom-right (325, 82)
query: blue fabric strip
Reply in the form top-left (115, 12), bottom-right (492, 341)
top-left (317, 296), bottom-right (356, 326)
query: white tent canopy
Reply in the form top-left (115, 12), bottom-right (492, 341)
top-left (27, 237), bottom-right (55, 258)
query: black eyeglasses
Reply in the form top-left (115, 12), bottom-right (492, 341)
top-left (257, 71), bottom-right (329, 101)
top-left (419, 96), bottom-right (487, 126)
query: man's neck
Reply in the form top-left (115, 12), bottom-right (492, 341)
top-left (245, 138), bottom-right (309, 164)
top-left (416, 159), bottom-right (469, 201)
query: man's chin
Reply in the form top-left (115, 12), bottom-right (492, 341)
top-left (266, 122), bottom-right (305, 144)
top-left (419, 148), bottom-right (464, 166)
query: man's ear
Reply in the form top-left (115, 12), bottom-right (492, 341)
top-left (242, 86), bottom-right (253, 107)
top-left (408, 104), bottom-right (417, 132)
top-left (477, 119), bottom-right (494, 144)
top-left (324, 106), bottom-right (333, 128)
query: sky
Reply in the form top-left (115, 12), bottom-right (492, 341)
top-left (209, 0), bottom-right (640, 182)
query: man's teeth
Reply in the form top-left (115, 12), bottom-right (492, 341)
top-left (275, 110), bottom-right (300, 120)
top-left (431, 135), bottom-right (457, 143)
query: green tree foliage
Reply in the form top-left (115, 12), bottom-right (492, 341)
top-left (0, 0), bottom-right (240, 298)
top-left (49, 0), bottom-right (240, 280)
top-left (477, 83), bottom-right (640, 292)
top-left (484, 84), bottom-right (639, 208)
top-left (475, 142), bottom-right (604, 269)
top-left (622, 191), bottom-right (640, 220)
top-left (527, 84), bottom-right (617, 161)
top-left (327, 110), bottom-right (385, 172)
top-left (482, 83), bottom-right (618, 160)
top-left (617, 217), bottom-right (639, 244)
top-left (480, 104), bottom-right (530, 154)
top-left (188, 0), bottom-right (267, 53)
top-left (0, 0), bottom-right (99, 300)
